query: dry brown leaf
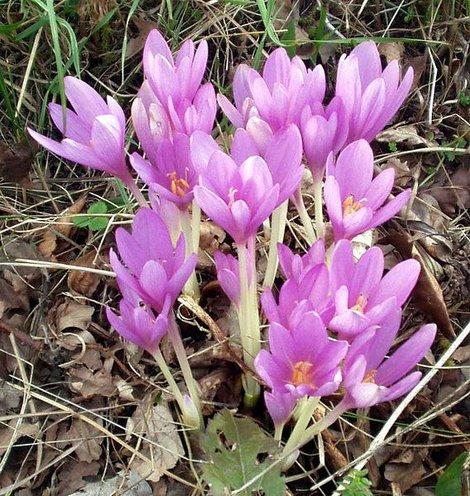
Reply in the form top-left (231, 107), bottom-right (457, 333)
top-left (0, 138), bottom-right (38, 184)
top-left (126, 17), bottom-right (158, 59)
top-left (430, 167), bottom-right (470, 215)
top-left (0, 420), bottom-right (39, 456)
top-left (38, 195), bottom-right (87, 258)
top-left (379, 42), bottom-right (404, 63)
top-left (67, 250), bottom-right (101, 297)
top-left (198, 220), bottom-right (226, 268)
top-left (53, 300), bottom-right (94, 332)
top-left (384, 449), bottom-right (427, 492)
top-left (385, 157), bottom-right (412, 188)
top-left (376, 125), bottom-right (435, 147)
top-left (57, 460), bottom-right (101, 496)
top-left (66, 417), bottom-right (103, 462)
top-left (0, 381), bottom-right (22, 412)
top-left (69, 366), bottom-right (116, 398)
top-left (125, 395), bottom-right (183, 482)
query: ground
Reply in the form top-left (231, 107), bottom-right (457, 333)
top-left (0, 1), bottom-right (469, 495)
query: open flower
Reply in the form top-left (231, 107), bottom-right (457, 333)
top-left (277, 239), bottom-right (325, 281)
top-left (193, 151), bottom-right (280, 244)
top-left (325, 140), bottom-right (412, 240)
top-left (110, 207), bottom-right (197, 311)
top-left (28, 76), bottom-right (131, 184)
top-left (106, 294), bottom-right (172, 354)
top-left (335, 41), bottom-right (414, 145)
top-left (130, 134), bottom-right (197, 210)
top-left (329, 240), bottom-right (421, 338)
top-left (219, 47), bottom-right (325, 131)
top-left (255, 310), bottom-right (348, 398)
top-left (343, 322), bottom-right (436, 408)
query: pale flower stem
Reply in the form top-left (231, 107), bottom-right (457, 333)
top-left (167, 316), bottom-right (202, 426)
top-left (237, 239), bottom-right (261, 406)
top-left (127, 180), bottom-right (148, 208)
top-left (313, 177), bottom-right (324, 238)
top-left (180, 207), bottom-right (201, 301)
top-left (263, 200), bottom-right (289, 289)
top-left (274, 423), bottom-right (285, 442)
top-left (292, 187), bottom-right (315, 243)
top-left (191, 202), bottom-right (201, 253)
top-left (153, 348), bottom-right (186, 410)
top-left (282, 397), bottom-right (319, 459)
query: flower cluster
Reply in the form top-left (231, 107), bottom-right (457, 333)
top-left (28, 28), bottom-right (436, 447)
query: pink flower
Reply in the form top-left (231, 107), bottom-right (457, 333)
top-left (255, 310), bottom-right (348, 398)
top-left (28, 76), bottom-right (131, 184)
top-left (335, 41), bottom-right (414, 145)
top-left (193, 150), bottom-right (280, 244)
top-left (324, 140), bottom-right (412, 240)
top-left (218, 48), bottom-right (325, 131)
top-left (110, 208), bottom-right (197, 312)
top-left (277, 239), bottom-right (325, 281)
top-left (300, 97), bottom-right (348, 180)
top-left (343, 322), bottom-right (436, 407)
top-left (214, 250), bottom-right (253, 308)
top-left (264, 390), bottom-right (296, 427)
top-left (328, 240), bottom-right (421, 339)
top-left (106, 294), bottom-right (172, 354)
top-left (142, 30), bottom-right (216, 135)
top-left (130, 134), bottom-right (197, 210)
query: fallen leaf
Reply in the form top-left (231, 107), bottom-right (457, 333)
top-left (379, 42), bottom-right (404, 63)
top-left (430, 167), bottom-right (470, 215)
top-left (198, 220), bottom-right (226, 268)
top-left (66, 417), bottom-right (103, 462)
top-left (384, 157), bottom-right (412, 188)
top-left (384, 449), bottom-right (427, 493)
top-left (68, 471), bottom-right (152, 496)
top-left (53, 300), bottom-right (94, 332)
top-left (376, 125), bottom-right (435, 147)
top-left (0, 138), bottom-right (38, 184)
top-left (126, 17), bottom-right (158, 59)
top-left (125, 395), bottom-right (183, 482)
top-left (69, 367), bottom-right (116, 398)
top-left (0, 381), bottom-right (22, 412)
top-left (57, 460), bottom-right (101, 496)
top-left (67, 250), bottom-right (101, 297)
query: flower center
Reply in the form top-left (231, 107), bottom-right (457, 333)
top-left (363, 369), bottom-right (377, 384)
top-left (343, 195), bottom-right (364, 215)
top-left (291, 361), bottom-right (314, 387)
top-left (351, 294), bottom-right (368, 313)
top-left (168, 172), bottom-right (190, 198)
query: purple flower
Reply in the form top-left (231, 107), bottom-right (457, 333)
top-left (264, 390), bottom-right (297, 427)
top-left (300, 97), bottom-right (348, 180)
top-left (193, 150), bottom-right (280, 244)
top-left (142, 30), bottom-right (216, 134)
top-left (130, 134), bottom-right (197, 210)
top-left (109, 207), bottom-right (197, 312)
top-left (106, 295), bottom-right (172, 354)
top-left (343, 322), bottom-right (436, 408)
top-left (324, 140), bottom-right (412, 240)
top-left (218, 48), bottom-right (325, 131)
top-left (335, 41), bottom-right (414, 145)
top-left (277, 239), bottom-right (325, 281)
top-left (255, 310), bottom-right (348, 398)
top-left (329, 240), bottom-right (421, 339)
top-left (28, 76), bottom-right (131, 184)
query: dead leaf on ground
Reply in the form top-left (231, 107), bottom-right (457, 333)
top-left (125, 395), bottom-right (183, 482)
top-left (68, 471), bottom-right (152, 496)
top-left (66, 417), bottom-right (103, 462)
top-left (379, 42), bottom-right (404, 63)
top-left (0, 381), bottom-right (22, 412)
top-left (384, 449), bottom-right (427, 493)
top-left (0, 138), bottom-right (38, 185)
top-left (386, 228), bottom-right (455, 339)
top-left (430, 167), bottom-right (470, 215)
top-left (126, 17), bottom-right (158, 59)
top-left (384, 157), bottom-right (413, 188)
top-left (69, 366), bottom-right (116, 398)
top-left (198, 220), bottom-right (226, 268)
top-left (38, 195), bottom-right (87, 258)
top-left (67, 249), bottom-right (101, 297)
top-left (57, 460), bottom-right (101, 496)
top-left (0, 420), bottom-right (39, 457)
top-left (376, 125), bottom-right (436, 147)
top-left (52, 299), bottom-right (94, 332)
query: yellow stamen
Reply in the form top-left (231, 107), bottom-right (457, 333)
top-left (343, 195), bottom-right (364, 215)
top-left (168, 172), bottom-right (190, 198)
top-left (351, 294), bottom-right (368, 313)
top-left (364, 369), bottom-right (377, 384)
top-left (292, 361), bottom-right (314, 387)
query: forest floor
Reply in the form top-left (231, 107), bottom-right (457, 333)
top-left (0, 1), bottom-right (469, 495)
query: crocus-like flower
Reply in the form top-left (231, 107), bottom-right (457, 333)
top-left (214, 251), bottom-right (254, 308)
top-left (277, 239), bottom-right (325, 281)
top-left (342, 322), bottom-right (436, 407)
top-left (193, 151), bottom-right (280, 244)
top-left (142, 29), bottom-right (216, 134)
top-left (300, 97), bottom-right (348, 180)
top-left (335, 41), bottom-right (414, 145)
top-left (324, 140), bottom-right (412, 241)
top-left (110, 207), bottom-right (197, 311)
top-left (218, 47), bottom-right (325, 131)
top-left (28, 76), bottom-right (131, 184)
top-left (106, 294), bottom-right (172, 354)
top-left (130, 134), bottom-right (197, 210)
top-left (328, 240), bottom-right (421, 338)
top-left (255, 310), bottom-right (348, 398)
top-left (264, 389), bottom-right (297, 428)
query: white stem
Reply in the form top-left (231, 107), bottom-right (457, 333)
top-left (191, 202), bottom-right (201, 253)
top-left (263, 200), bottom-right (288, 289)
top-left (292, 188), bottom-right (315, 243)
top-left (127, 180), bottom-right (148, 208)
top-left (313, 177), bottom-right (324, 239)
top-left (153, 348), bottom-right (186, 409)
top-left (167, 316), bottom-right (202, 428)
top-left (180, 208), bottom-right (200, 300)
top-left (237, 239), bottom-right (261, 406)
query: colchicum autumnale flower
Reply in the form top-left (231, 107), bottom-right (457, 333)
top-left (325, 139), bottom-right (412, 241)
top-left (28, 76), bottom-right (132, 185)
